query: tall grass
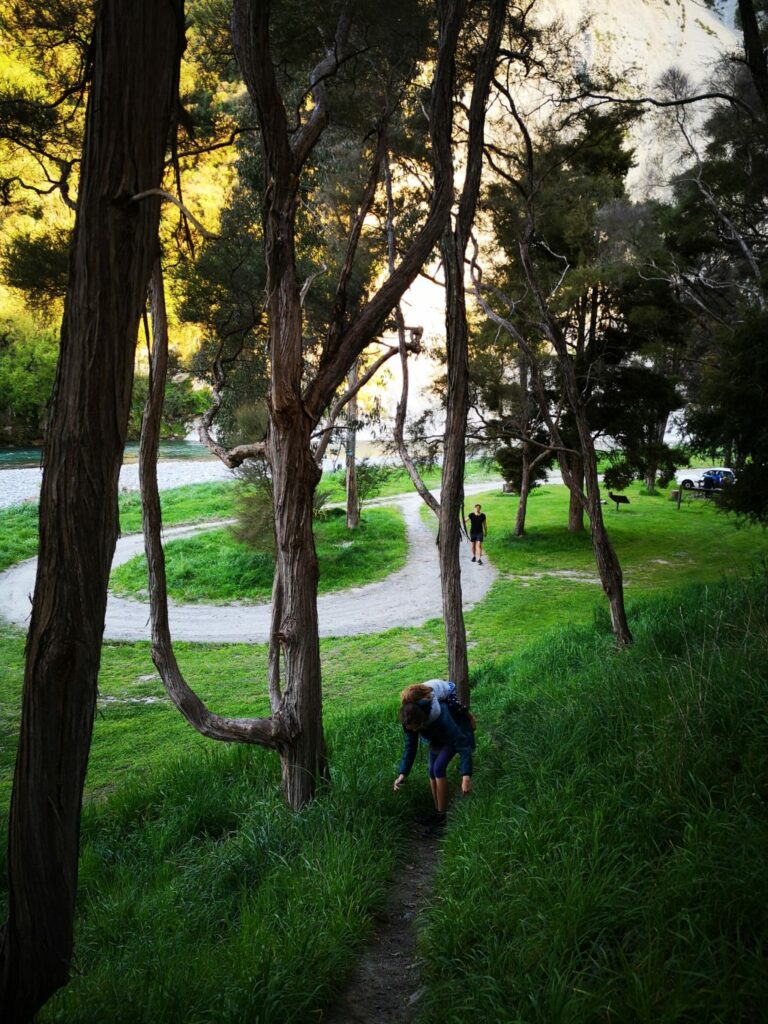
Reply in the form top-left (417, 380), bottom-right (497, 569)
top-left (1, 579), bottom-right (763, 1022)
top-left (417, 576), bottom-right (768, 1023)
top-left (35, 706), bottom-right (432, 1024)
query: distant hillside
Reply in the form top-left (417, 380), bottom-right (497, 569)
top-left (539, 0), bottom-right (738, 193)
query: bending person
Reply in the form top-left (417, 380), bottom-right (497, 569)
top-left (393, 680), bottom-right (475, 835)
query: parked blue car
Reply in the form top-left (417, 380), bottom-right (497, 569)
top-left (675, 467), bottom-right (735, 490)
top-left (701, 469), bottom-right (736, 489)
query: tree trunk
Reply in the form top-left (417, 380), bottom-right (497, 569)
top-left (436, 0), bottom-right (505, 705)
top-left (562, 453), bottom-right (585, 532)
top-left (738, 0), bottom-right (768, 118)
top-left (263, 193), bottom-right (327, 808)
top-left (0, 3), bottom-right (184, 1020)
top-left (644, 414), bottom-right (668, 493)
top-left (515, 444), bottom-right (531, 537)
top-left (230, 0), bottom-right (465, 803)
top-left (518, 240), bottom-right (632, 646)
top-left (581, 439), bottom-right (632, 644)
top-left (439, 226), bottom-right (471, 704)
top-left (268, 413), bottom-right (327, 807)
top-left (345, 361), bottom-right (360, 528)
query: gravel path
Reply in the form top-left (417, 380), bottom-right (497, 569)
top-left (0, 484), bottom-right (498, 642)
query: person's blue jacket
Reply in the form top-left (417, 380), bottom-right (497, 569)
top-left (399, 702), bottom-right (475, 777)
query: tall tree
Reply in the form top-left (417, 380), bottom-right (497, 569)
top-left (142, 0), bottom-right (464, 810)
top-left (0, 2), bottom-right (186, 1021)
top-left (475, 67), bottom-right (635, 644)
top-left (437, 0), bottom-right (506, 703)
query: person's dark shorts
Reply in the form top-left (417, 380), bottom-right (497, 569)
top-left (470, 532), bottom-right (483, 542)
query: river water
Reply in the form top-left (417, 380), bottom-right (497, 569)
top-left (0, 439), bottom-right (217, 469)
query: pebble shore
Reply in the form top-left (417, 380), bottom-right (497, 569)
top-left (0, 460), bottom-right (237, 510)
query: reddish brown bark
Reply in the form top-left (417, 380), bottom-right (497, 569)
top-left (0, 3), bottom-right (185, 1020)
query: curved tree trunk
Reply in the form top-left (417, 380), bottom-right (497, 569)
top-left (581, 441), bottom-right (632, 643)
top-left (0, 4), bottom-right (184, 1020)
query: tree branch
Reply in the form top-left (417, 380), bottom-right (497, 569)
top-left (139, 259), bottom-right (282, 750)
top-left (313, 337), bottom-right (421, 464)
top-left (291, 10), bottom-right (354, 170)
top-left (304, 0), bottom-right (465, 421)
top-left (384, 147), bottom-right (441, 515)
top-left (131, 188), bottom-right (217, 239)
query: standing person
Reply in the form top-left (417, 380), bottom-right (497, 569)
top-left (464, 503), bottom-right (487, 564)
top-left (393, 680), bottom-right (475, 836)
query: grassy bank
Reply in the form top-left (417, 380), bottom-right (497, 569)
top-left (1, 578), bottom-right (766, 1022)
top-left (2, 478), bottom-right (768, 1020)
top-left (34, 713), bottom-right (422, 1024)
top-left (110, 506), bottom-right (407, 603)
top-left (418, 576), bottom-right (768, 1023)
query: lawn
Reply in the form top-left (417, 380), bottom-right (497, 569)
top-left (109, 506), bottom-right (407, 603)
top-left (3, 480), bottom-right (767, 807)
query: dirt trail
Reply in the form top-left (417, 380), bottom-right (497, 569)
top-left (322, 832), bottom-right (439, 1024)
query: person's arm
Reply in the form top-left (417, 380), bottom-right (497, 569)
top-left (394, 728), bottom-right (419, 790)
top-left (483, 514), bottom-right (488, 537)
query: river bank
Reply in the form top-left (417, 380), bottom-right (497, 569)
top-left (0, 460), bottom-right (237, 510)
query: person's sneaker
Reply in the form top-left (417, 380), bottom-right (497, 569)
top-left (478, 559), bottom-right (483, 565)
top-left (471, 556), bottom-right (476, 562)
top-left (421, 813), bottom-right (447, 838)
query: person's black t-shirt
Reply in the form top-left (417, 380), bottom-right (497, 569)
top-left (468, 512), bottom-right (486, 538)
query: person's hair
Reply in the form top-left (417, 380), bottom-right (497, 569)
top-left (400, 701), bottom-right (429, 729)
top-left (474, 503), bottom-right (481, 510)
top-left (400, 683), bottom-right (433, 704)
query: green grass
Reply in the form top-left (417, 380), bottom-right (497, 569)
top-left (318, 457), bottom-right (498, 504)
top-left (416, 576), bottom-right (768, 1023)
top-left (33, 713), bottom-right (420, 1024)
top-left (0, 503), bottom-right (39, 572)
top-left (2, 579), bottom-right (767, 1022)
top-left (3, 476), bottom-right (768, 1021)
top-left (0, 457), bottom-right (494, 574)
top-left (0, 482), bottom-right (240, 573)
top-left (109, 506), bottom-right (407, 603)
top-left (117, 481), bottom-right (239, 534)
